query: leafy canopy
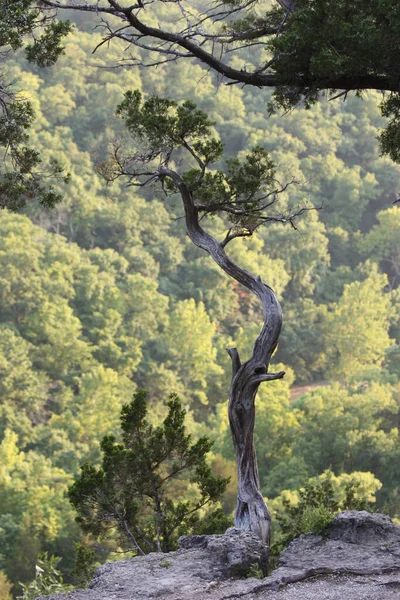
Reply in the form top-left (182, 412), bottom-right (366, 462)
top-left (100, 90), bottom-right (297, 234)
top-left (264, 1), bottom-right (400, 162)
top-left (265, 1), bottom-right (400, 100)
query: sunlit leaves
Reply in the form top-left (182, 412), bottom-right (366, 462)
top-left (325, 267), bottom-right (393, 379)
top-left (159, 299), bottom-right (223, 410)
top-left (0, 429), bottom-right (74, 551)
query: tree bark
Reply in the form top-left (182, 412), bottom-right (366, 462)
top-left (159, 167), bottom-right (285, 545)
top-left (227, 281), bottom-right (284, 546)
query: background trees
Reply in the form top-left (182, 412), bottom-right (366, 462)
top-left (0, 0), bottom-right (71, 209)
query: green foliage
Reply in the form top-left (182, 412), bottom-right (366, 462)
top-left (0, 570), bottom-right (13, 600)
top-left (269, 1), bottom-right (400, 85)
top-left (0, 93), bottom-right (69, 210)
top-left (116, 92), bottom-right (221, 159)
top-left (244, 563), bottom-right (264, 580)
top-left (111, 90), bottom-right (277, 229)
top-left (159, 559), bottom-right (172, 568)
top-left (71, 542), bottom-right (96, 587)
top-left (25, 21), bottom-right (73, 68)
top-left (325, 267), bottom-right (393, 379)
top-left (17, 553), bottom-right (71, 600)
top-left (269, 470), bottom-right (379, 562)
top-left (277, 474), bottom-right (340, 542)
top-left (158, 298), bottom-right (223, 411)
top-left (379, 94), bottom-right (400, 163)
top-left (265, 1), bottom-right (400, 162)
top-left (0, 1), bottom-right (71, 61)
top-left (0, 1), bottom-right (72, 209)
top-left (287, 382), bottom-right (398, 483)
top-left (68, 390), bottom-right (230, 554)
top-left (190, 507), bottom-right (233, 535)
top-left (357, 207), bottom-right (400, 287)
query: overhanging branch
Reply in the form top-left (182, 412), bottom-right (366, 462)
top-left (39, 0), bottom-right (400, 93)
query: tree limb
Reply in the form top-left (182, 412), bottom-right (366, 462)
top-left (39, 1), bottom-right (400, 93)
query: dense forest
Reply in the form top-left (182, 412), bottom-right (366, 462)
top-left (1, 7), bottom-right (400, 595)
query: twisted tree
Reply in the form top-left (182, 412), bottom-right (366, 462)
top-left (96, 91), bottom-right (311, 544)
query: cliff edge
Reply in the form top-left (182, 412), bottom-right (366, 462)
top-left (37, 511), bottom-right (400, 600)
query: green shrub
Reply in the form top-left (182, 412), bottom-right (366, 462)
top-left (68, 390), bottom-right (230, 555)
top-left (269, 470), bottom-right (375, 569)
top-left (17, 554), bottom-right (71, 600)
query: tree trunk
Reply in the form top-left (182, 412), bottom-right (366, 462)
top-left (159, 167), bottom-right (285, 545)
top-left (227, 280), bottom-right (284, 546)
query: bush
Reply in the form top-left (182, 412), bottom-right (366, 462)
top-left (269, 470), bottom-right (376, 568)
top-left (68, 390), bottom-right (230, 555)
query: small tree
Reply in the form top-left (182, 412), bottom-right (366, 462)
top-left (93, 92), bottom-right (312, 546)
top-left (68, 390), bottom-right (230, 554)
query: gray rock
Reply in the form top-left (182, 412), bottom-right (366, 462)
top-left (36, 512), bottom-right (400, 600)
top-left (272, 510), bottom-right (400, 584)
top-left (178, 527), bottom-right (269, 576)
top-left (36, 529), bottom-right (267, 600)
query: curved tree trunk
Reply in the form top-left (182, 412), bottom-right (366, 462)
top-left (226, 279), bottom-right (283, 546)
top-left (160, 167), bottom-right (285, 545)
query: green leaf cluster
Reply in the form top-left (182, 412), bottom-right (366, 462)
top-left (0, 1), bottom-right (71, 61)
top-left (379, 95), bottom-right (400, 163)
top-left (117, 91), bottom-right (220, 158)
top-left (0, 1), bottom-right (72, 209)
top-left (0, 570), bottom-right (13, 600)
top-left (269, 469), bottom-right (379, 564)
top-left (264, 0), bottom-right (400, 161)
top-left (17, 553), bottom-right (71, 600)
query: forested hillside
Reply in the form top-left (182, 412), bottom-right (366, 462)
top-left (1, 10), bottom-right (400, 594)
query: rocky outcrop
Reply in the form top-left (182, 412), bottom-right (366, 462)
top-left (37, 511), bottom-right (400, 600)
top-left (272, 510), bottom-right (400, 583)
top-left (178, 527), bottom-right (269, 576)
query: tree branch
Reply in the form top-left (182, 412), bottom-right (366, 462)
top-left (221, 228), bottom-right (253, 248)
top-left (39, 1), bottom-right (400, 93)
top-left (227, 347), bottom-right (241, 377)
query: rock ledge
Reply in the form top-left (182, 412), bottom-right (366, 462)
top-left (37, 511), bottom-right (400, 600)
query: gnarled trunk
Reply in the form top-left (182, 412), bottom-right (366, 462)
top-left (227, 281), bottom-right (283, 545)
top-left (160, 167), bottom-right (285, 544)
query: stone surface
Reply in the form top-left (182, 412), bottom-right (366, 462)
top-left (178, 527), bottom-right (269, 576)
top-left (37, 511), bottom-right (400, 600)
